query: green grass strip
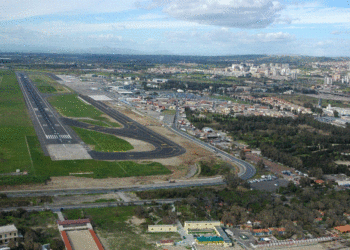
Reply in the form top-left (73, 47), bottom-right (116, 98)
top-left (71, 127), bottom-right (133, 152)
top-left (25, 136), bottom-right (170, 179)
top-left (79, 118), bottom-right (120, 128)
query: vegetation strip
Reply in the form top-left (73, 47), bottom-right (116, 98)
top-left (71, 126), bottom-right (134, 152)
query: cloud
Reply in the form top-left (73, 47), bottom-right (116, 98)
top-left (165, 29), bottom-right (294, 45)
top-left (0, 0), bottom-right (138, 21)
top-left (24, 20), bottom-right (201, 36)
top-left (279, 2), bottom-right (350, 25)
top-left (332, 30), bottom-right (350, 35)
top-left (136, 13), bottom-right (167, 20)
top-left (143, 0), bottom-right (284, 29)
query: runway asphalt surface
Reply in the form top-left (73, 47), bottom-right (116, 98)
top-left (16, 72), bottom-right (77, 145)
top-left (62, 94), bottom-right (186, 160)
top-left (17, 72), bottom-right (185, 160)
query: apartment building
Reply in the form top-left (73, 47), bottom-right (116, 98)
top-left (0, 224), bottom-right (19, 246)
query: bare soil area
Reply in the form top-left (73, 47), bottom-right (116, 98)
top-left (117, 135), bottom-right (155, 152)
top-left (52, 193), bottom-right (122, 205)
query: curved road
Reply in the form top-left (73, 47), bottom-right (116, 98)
top-left (172, 102), bottom-right (256, 180)
top-left (61, 95), bottom-right (186, 160)
top-left (170, 127), bottom-right (256, 180)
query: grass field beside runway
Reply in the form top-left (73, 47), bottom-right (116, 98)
top-left (0, 71), bottom-right (170, 186)
top-left (26, 136), bottom-right (170, 179)
top-left (48, 94), bottom-right (120, 127)
top-left (71, 127), bottom-right (133, 152)
top-left (78, 118), bottom-right (121, 128)
top-left (28, 72), bottom-right (69, 93)
top-left (0, 70), bottom-right (36, 174)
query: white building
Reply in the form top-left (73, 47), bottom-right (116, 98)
top-left (324, 77), bottom-right (333, 85)
top-left (0, 225), bottom-right (19, 246)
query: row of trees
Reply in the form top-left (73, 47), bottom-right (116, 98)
top-left (187, 110), bottom-right (350, 175)
top-left (137, 180), bottom-right (350, 239)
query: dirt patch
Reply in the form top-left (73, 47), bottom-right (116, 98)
top-left (117, 135), bottom-right (155, 152)
top-left (128, 216), bottom-right (146, 226)
top-left (52, 193), bottom-right (122, 205)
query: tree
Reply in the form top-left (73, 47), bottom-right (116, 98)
top-left (334, 110), bottom-right (339, 118)
top-left (224, 173), bottom-right (241, 189)
top-left (257, 159), bottom-right (264, 170)
top-left (8, 239), bottom-right (16, 249)
top-left (50, 239), bottom-right (65, 250)
top-left (299, 177), bottom-right (311, 188)
top-left (239, 150), bottom-right (246, 160)
top-left (134, 206), bottom-right (147, 218)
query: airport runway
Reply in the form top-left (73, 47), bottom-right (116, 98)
top-left (62, 95), bottom-right (186, 160)
top-left (17, 73), bottom-right (185, 160)
top-left (16, 72), bottom-right (77, 145)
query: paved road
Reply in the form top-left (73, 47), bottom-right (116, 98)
top-left (1, 177), bottom-right (224, 198)
top-left (171, 102), bottom-right (256, 180)
top-left (170, 127), bottom-right (256, 180)
top-left (176, 221), bottom-right (195, 246)
top-left (61, 94), bottom-right (186, 160)
top-left (0, 198), bottom-right (182, 213)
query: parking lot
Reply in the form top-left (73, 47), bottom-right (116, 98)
top-left (250, 179), bottom-right (289, 192)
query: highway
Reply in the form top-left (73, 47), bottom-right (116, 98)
top-left (1, 177), bottom-right (224, 198)
top-left (0, 198), bottom-right (183, 213)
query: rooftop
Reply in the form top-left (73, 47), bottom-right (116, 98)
top-left (148, 224), bottom-right (175, 227)
top-left (215, 226), bottom-right (232, 243)
top-left (197, 236), bottom-right (224, 242)
top-left (0, 224), bottom-right (17, 234)
top-left (335, 225), bottom-right (350, 233)
top-left (57, 219), bottom-right (91, 226)
top-left (185, 221), bottom-right (220, 224)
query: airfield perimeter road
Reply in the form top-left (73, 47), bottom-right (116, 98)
top-left (1, 177), bottom-right (224, 198)
top-left (0, 198), bottom-right (183, 213)
top-left (61, 94), bottom-right (186, 160)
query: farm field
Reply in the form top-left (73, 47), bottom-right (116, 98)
top-left (71, 127), bottom-right (133, 152)
top-left (48, 94), bottom-right (120, 127)
top-left (63, 206), bottom-right (181, 250)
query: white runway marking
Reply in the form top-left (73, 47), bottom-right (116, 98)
top-left (46, 134), bottom-right (72, 139)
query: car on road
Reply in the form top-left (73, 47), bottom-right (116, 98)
top-left (240, 235), bottom-right (248, 240)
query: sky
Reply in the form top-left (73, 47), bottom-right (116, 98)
top-left (0, 0), bottom-right (349, 56)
